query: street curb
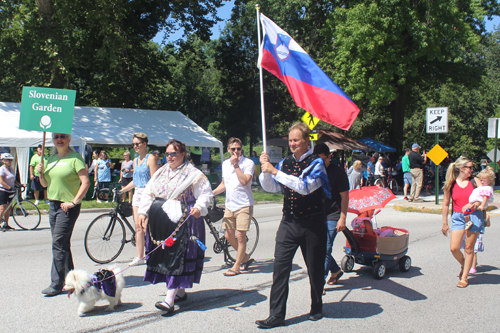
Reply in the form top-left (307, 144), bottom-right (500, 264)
top-left (392, 203), bottom-right (499, 215)
top-left (38, 207), bottom-right (114, 215)
top-left (393, 204), bottom-right (442, 215)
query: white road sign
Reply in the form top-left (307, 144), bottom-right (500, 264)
top-left (487, 149), bottom-right (500, 162)
top-left (426, 107), bottom-right (448, 134)
top-left (488, 118), bottom-right (500, 138)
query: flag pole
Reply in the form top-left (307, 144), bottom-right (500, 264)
top-left (256, 4), bottom-right (267, 153)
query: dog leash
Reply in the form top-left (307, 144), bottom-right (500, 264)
top-left (98, 213), bottom-right (195, 283)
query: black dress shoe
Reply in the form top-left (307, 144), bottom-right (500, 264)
top-left (42, 287), bottom-right (62, 297)
top-left (155, 301), bottom-right (179, 313)
top-left (255, 316), bottom-right (285, 328)
top-left (175, 293), bottom-right (188, 302)
top-left (308, 312), bottom-right (323, 321)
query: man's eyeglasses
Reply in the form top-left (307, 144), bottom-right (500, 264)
top-left (165, 152), bottom-right (178, 157)
top-left (230, 147), bottom-right (242, 152)
top-left (132, 142), bottom-right (143, 147)
top-left (53, 135), bottom-right (68, 139)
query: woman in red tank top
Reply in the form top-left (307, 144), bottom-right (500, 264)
top-left (442, 157), bottom-right (483, 288)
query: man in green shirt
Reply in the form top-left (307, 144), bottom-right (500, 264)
top-left (402, 148), bottom-right (411, 200)
top-left (29, 145), bottom-right (48, 205)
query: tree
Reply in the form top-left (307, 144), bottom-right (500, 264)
top-left (0, 0), bottom-right (224, 108)
top-left (158, 35), bottom-right (224, 128)
top-left (321, 0), bottom-right (499, 153)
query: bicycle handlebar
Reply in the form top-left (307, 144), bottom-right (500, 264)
top-left (12, 185), bottom-right (27, 193)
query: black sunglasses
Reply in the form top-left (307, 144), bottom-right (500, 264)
top-left (165, 152), bottom-right (178, 157)
top-left (132, 142), bottom-right (143, 147)
top-left (464, 165), bottom-right (474, 170)
top-left (230, 147), bottom-right (242, 151)
top-left (53, 135), bottom-right (68, 139)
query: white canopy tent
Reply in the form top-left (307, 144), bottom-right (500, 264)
top-left (0, 102), bottom-right (223, 191)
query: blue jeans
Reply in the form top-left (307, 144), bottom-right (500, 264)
top-left (324, 219), bottom-right (341, 278)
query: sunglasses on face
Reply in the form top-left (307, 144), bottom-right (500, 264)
top-left (132, 142), bottom-right (143, 147)
top-left (230, 147), bottom-right (242, 152)
top-left (165, 152), bottom-right (178, 157)
top-left (53, 135), bottom-right (67, 140)
top-left (464, 165), bottom-right (474, 170)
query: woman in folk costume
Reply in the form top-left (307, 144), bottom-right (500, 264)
top-left (138, 139), bottom-right (213, 313)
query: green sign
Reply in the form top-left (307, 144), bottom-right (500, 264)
top-left (19, 87), bottom-right (76, 134)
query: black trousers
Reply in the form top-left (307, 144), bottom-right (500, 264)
top-left (269, 214), bottom-right (327, 319)
top-left (49, 201), bottom-right (81, 289)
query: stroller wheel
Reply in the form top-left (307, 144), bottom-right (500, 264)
top-left (399, 256), bottom-right (411, 272)
top-left (372, 261), bottom-right (386, 279)
top-left (341, 255), bottom-right (355, 272)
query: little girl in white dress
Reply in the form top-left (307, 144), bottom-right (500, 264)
top-left (465, 166), bottom-right (495, 230)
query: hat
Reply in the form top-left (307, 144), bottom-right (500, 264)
top-left (412, 143), bottom-right (420, 149)
top-left (152, 150), bottom-right (160, 155)
top-left (370, 156), bottom-right (376, 161)
top-left (1, 153), bottom-right (14, 160)
top-left (37, 144), bottom-right (43, 148)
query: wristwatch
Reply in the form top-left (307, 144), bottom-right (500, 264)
top-left (233, 163), bottom-right (239, 169)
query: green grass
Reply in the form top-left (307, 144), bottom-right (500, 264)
top-left (393, 204), bottom-right (442, 214)
top-left (30, 188), bottom-right (283, 212)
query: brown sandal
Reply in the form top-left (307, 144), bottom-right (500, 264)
top-left (457, 279), bottom-right (468, 288)
top-left (326, 271), bottom-right (344, 285)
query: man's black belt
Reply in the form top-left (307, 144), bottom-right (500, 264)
top-left (283, 212), bottom-right (323, 222)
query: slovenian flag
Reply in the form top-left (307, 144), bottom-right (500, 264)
top-left (258, 14), bottom-right (360, 130)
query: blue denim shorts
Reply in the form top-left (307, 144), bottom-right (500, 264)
top-left (403, 172), bottom-right (412, 185)
top-left (451, 211), bottom-right (483, 233)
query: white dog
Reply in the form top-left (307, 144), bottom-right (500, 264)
top-left (64, 266), bottom-right (125, 316)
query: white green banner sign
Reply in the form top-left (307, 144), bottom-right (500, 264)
top-left (19, 87), bottom-right (76, 134)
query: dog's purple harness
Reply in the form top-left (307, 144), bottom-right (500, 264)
top-left (83, 269), bottom-right (117, 297)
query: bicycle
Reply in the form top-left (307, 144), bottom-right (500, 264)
top-left (84, 186), bottom-right (136, 264)
top-left (1, 186), bottom-right (41, 231)
top-left (374, 168), bottom-right (399, 195)
top-left (91, 183), bottom-right (118, 202)
top-left (204, 197), bottom-right (259, 266)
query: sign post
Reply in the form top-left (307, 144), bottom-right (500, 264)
top-left (488, 118), bottom-right (500, 172)
top-left (19, 87), bottom-right (77, 176)
top-left (426, 107), bottom-right (449, 205)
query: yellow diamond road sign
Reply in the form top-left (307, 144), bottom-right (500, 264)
top-left (427, 144), bottom-right (448, 165)
top-left (302, 112), bottom-right (320, 130)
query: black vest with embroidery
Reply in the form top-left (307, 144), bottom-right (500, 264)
top-left (281, 154), bottom-right (324, 218)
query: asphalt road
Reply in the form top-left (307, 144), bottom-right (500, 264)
top-left (1, 204), bottom-right (499, 332)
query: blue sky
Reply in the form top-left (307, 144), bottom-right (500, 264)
top-left (485, 15), bottom-right (500, 32)
top-left (153, 0), bottom-right (234, 44)
top-left (154, 3), bottom-right (499, 44)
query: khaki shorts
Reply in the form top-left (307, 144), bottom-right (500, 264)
top-left (222, 206), bottom-right (253, 231)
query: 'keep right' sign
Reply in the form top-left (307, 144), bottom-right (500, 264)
top-left (426, 107), bottom-right (448, 134)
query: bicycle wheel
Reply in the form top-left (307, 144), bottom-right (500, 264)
top-left (374, 178), bottom-right (384, 187)
top-left (84, 213), bottom-right (126, 264)
top-left (12, 201), bottom-right (41, 230)
top-left (389, 179), bottom-right (399, 195)
top-left (226, 217), bottom-right (260, 262)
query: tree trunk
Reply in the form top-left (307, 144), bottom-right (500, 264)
top-left (36, 0), bottom-right (53, 18)
top-left (390, 84), bottom-right (408, 156)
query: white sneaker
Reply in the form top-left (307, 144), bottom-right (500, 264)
top-left (105, 201), bottom-right (109, 204)
top-left (34, 200), bottom-right (39, 205)
top-left (96, 198), bottom-right (102, 203)
top-left (129, 257), bottom-right (147, 266)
